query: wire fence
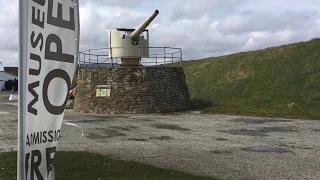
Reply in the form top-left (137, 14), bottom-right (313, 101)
top-left (78, 47), bottom-right (182, 69)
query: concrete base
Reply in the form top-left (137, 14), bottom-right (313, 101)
top-left (120, 58), bottom-right (141, 66)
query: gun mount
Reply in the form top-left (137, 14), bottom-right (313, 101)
top-left (107, 10), bottom-right (160, 66)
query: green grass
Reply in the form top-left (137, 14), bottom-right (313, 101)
top-left (0, 151), bottom-right (216, 180)
top-left (179, 38), bottom-right (320, 120)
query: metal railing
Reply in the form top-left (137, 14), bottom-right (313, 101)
top-left (78, 46), bottom-right (182, 69)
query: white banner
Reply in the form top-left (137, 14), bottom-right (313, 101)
top-left (18, 0), bottom-right (80, 180)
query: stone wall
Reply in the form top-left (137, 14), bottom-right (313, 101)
top-left (74, 67), bottom-right (190, 114)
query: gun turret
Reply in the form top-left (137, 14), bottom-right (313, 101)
top-left (130, 10), bottom-right (159, 46)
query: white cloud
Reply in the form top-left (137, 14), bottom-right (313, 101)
top-left (0, 0), bottom-right (319, 66)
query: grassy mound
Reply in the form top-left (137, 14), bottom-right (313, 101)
top-left (0, 151), bottom-right (216, 180)
top-left (182, 38), bottom-right (320, 120)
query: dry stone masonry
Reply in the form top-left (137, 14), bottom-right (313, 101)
top-left (74, 67), bottom-right (190, 114)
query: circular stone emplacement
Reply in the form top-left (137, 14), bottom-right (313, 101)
top-left (74, 67), bottom-right (191, 114)
top-left (244, 146), bottom-right (291, 153)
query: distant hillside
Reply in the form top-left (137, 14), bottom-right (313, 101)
top-left (181, 38), bottom-right (320, 120)
top-left (3, 63), bottom-right (120, 77)
top-left (4, 67), bottom-right (18, 76)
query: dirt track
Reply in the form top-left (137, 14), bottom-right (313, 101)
top-left (1, 91), bottom-right (320, 180)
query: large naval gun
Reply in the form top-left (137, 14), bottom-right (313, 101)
top-left (107, 10), bottom-right (160, 66)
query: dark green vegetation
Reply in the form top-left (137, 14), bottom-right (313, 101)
top-left (0, 151), bottom-right (216, 180)
top-left (181, 38), bottom-right (320, 120)
top-left (3, 67), bottom-right (18, 76)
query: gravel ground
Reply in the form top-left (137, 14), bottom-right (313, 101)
top-left (1, 92), bottom-right (320, 180)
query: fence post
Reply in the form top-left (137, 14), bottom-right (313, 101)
top-left (89, 49), bottom-right (91, 69)
top-left (84, 53), bottom-right (86, 69)
top-left (110, 47), bottom-right (113, 68)
top-left (111, 58), bottom-right (113, 68)
top-left (78, 53), bottom-right (81, 69)
top-left (180, 48), bottom-right (182, 67)
top-left (139, 46), bottom-right (141, 67)
top-left (172, 52), bottom-right (174, 64)
top-left (164, 47), bottom-right (166, 67)
top-left (97, 55), bottom-right (99, 68)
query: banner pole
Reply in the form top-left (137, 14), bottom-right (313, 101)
top-left (18, 0), bottom-right (28, 179)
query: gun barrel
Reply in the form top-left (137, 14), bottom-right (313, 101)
top-left (130, 10), bottom-right (159, 45)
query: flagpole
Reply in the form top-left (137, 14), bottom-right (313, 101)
top-left (18, 0), bottom-right (28, 179)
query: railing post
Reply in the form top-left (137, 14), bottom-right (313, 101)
top-left (78, 52), bottom-right (80, 69)
top-left (111, 58), bottom-right (113, 68)
top-left (84, 53), bottom-right (86, 69)
top-left (97, 55), bottom-right (99, 68)
top-left (89, 49), bottom-right (91, 69)
top-left (164, 47), bottom-right (166, 67)
top-left (139, 46), bottom-right (141, 67)
top-left (172, 52), bottom-right (174, 64)
top-left (156, 54), bottom-right (158, 67)
top-left (110, 47), bottom-right (113, 68)
top-left (180, 48), bottom-right (182, 67)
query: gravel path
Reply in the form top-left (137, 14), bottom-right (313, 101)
top-left (1, 92), bottom-right (320, 180)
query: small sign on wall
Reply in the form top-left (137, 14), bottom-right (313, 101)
top-left (96, 85), bottom-right (111, 97)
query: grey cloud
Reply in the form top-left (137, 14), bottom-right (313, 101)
top-left (171, 0), bottom-right (214, 20)
top-left (150, 14), bottom-right (248, 60)
top-left (0, 28), bottom-right (18, 51)
top-left (240, 27), bottom-right (320, 52)
top-left (0, 2), bottom-right (19, 47)
top-left (80, 0), bottom-right (149, 7)
top-left (0, 50), bottom-right (18, 67)
top-left (217, 10), bottom-right (320, 35)
top-left (171, 0), bottom-right (246, 21)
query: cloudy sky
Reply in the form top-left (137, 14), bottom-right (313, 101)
top-left (0, 0), bottom-right (320, 67)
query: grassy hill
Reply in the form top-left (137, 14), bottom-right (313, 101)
top-left (182, 38), bottom-right (320, 120)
